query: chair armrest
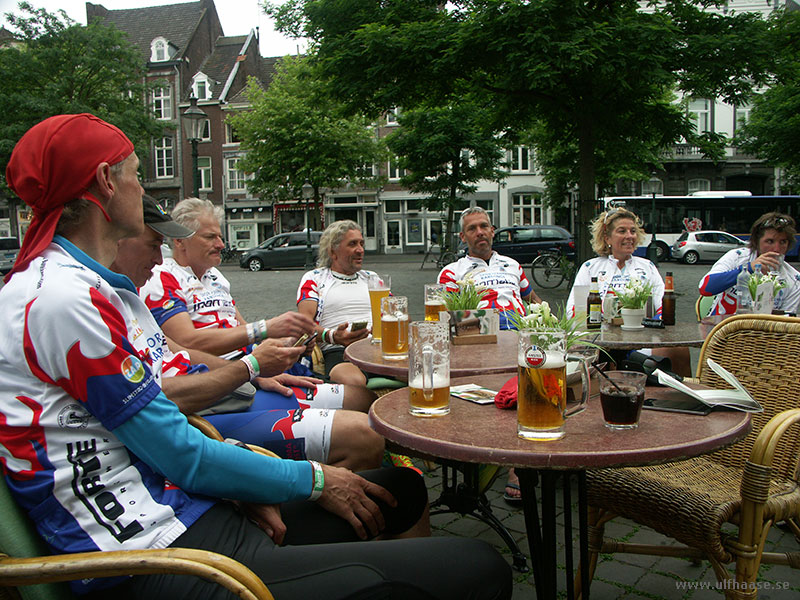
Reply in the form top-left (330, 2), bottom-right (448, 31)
top-left (0, 548), bottom-right (274, 600)
top-left (188, 414), bottom-right (281, 459)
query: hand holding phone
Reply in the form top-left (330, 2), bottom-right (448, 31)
top-left (292, 331), bottom-right (318, 347)
top-left (351, 321), bottom-right (368, 331)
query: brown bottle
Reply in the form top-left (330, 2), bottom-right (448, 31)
top-left (587, 277), bottom-right (602, 329)
top-left (662, 271), bottom-right (676, 326)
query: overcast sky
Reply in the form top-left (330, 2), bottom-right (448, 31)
top-left (0, 0), bottom-right (307, 57)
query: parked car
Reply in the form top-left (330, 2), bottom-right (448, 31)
top-left (671, 230), bottom-right (746, 264)
top-left (488, 225), bottom-right (576, 265)
top-left (239, 231), bottom-right (323, 271)
top-left (0, 237), bottom-right (20, 275)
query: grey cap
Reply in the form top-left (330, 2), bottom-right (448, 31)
top-left (142, 195), bottom-right (193, 238)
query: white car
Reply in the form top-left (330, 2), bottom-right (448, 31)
top-left (0, 237), bottom-right (20, 275)
top-left (671, 230), bottom-right (746, 264)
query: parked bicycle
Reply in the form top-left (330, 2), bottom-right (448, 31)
top-left (220, 244), bottom-right (241, 263)
top-left (419, 245), bottom-right (458, 270)
top-left (530, 250), bottom-right (576, 289)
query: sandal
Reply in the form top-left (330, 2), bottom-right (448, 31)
top-left (503, 481), bottom-right (522, 505)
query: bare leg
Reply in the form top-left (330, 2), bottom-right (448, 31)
top-left (652, 346), bottom-right (692, 377)
top-left (341, 383), bottom-right (377, 413)
top-left (329, 361), bottom-right (368, 386)
top-left (326, 410), bottom-right (384, 471)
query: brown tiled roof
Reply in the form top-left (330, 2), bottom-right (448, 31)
top-left (198, 35), bottom-right (246, 97)
top-left (87, 1), bottom-right (207, 61)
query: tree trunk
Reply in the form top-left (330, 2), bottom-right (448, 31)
top-left (576, 118), bottom-right (597, 265)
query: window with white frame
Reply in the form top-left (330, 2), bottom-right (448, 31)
top-left (510, 146), bottom-right (531, 172)
top-left (226, 158), bottom-right (247, 191)
top-left (476, 200), bottom-right (494, 225)
top-left (734, 103), bottom-right (751, 134)
top-left (226, 122), bottom-right (241, 144)
top-left (198, 156), bottom-right (212, 190)
top-left (154, 137), bottom-right (174, 178)
top-left (512, 193), bottom-right (542, 226)
top-left (385, 107), bottom-right (401, 125)
top-left (388, 158), bottom-right (405, 180)
top-left (688, 98), bottom-right (712, 134)
top-left (152, 87), bottom-right (172, 120)
top-left (355, 162), bottom-right (375, 178)
top-left (200, 119), bottom-right (211, 142)
top-left (193, 74), bottom-right (211, 101)
top-left (688, 178), bottom-right (710, 194)
top-left (150, 37), bottom-right (168, 62)
top-left (642, 178), bottom-right (663, 196)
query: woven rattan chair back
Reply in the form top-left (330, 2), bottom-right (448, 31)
top-left (696, 314), bottom-right (800, 479)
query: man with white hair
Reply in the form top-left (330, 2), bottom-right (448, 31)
top-left (297, 220), bottom-right (378, 386)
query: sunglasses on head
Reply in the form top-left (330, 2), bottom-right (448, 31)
top-left (603, 208), bottom-right (630, 224)
top-left (763, 216), bottom-right (792, 229)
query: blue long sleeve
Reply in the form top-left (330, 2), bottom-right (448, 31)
top-left (699, 267), bottom-right (743, 296)
top-left (114, 391), bottom-right (313, 504)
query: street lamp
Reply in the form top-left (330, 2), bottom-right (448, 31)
top-left (645, 175), bottom-right (661, 265)
top-left (301, 180), bottom-right (314, 268)
top-left (182, 96), bottom-right (206, 197)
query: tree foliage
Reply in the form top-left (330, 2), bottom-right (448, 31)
top-left (227, 56), bottom-right (385, 204)
top-left (268, 0), bottom-right (775, 260)
top-left (0, 2), bottom-right (164, 186)
top-left (385, 102), bottom-right (506, 250)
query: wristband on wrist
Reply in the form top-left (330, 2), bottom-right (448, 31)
top-left (255, 319), bottom-right (268, 343)
top-left (240, 354), bottom-right (260, 381)
top-left (245, 322), bottom-right (256, 345)
top-left (308, 460), bottom-right (324, 501)
top-left (329, 328), bottom-right (336, 345)
top-left (321, 328), bottom-right (329, 344)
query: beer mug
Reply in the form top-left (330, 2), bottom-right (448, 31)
top-left (368, 274), bottom-right (391, 344)
top-left (381, 295), bottom-right (409, 360)
top-left (408, 320), bottom-right (450, 416)
top-left (424, 283), bottom-right (447, 321)
top-left (517, 329), bottom-right (590, 440)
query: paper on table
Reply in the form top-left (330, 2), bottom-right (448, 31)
top-left (654, 359), bottom-right (763, 413)
top-left (450, 383), bottom-right (497, 405)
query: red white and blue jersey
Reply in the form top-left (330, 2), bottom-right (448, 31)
top-left (438, 253), bottom-right (531, 329)
top-left (0, 240), bottom-right (212, 593)
top-left (140, 259), bottom-right (243, 357)
top-left (699, 248), bottom-right (800, 315)
top-left (567, 255), bottom-right (664, 318)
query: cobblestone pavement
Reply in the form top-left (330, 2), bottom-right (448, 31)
top-left (218, 254), bottom-right (799, 599)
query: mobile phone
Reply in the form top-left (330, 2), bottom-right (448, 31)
top-left (642, 397), bottom-right (712, 415)
top-left (292, 331), bottom-right (318, 347)
top-left (351, 321), bottom-right (368, 331)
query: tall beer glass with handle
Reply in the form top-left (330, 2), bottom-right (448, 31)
top-left (408, 319), bottom-right (450, 416)
top-left (368, 273), bottom-right (391, 344)
top-left (517, 329), bottom-right (590, 440)
top-left (381, 295), bottom-right (409, 360)
top-left (424, 283), bottom-right (447, 321)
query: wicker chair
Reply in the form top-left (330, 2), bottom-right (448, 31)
top-left (583, 314), bottom-right (800, 599)
top-left (0, 416), bottom-right (274, 600)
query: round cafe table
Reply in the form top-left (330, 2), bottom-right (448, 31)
top-left (369, 373), bottom-right (751, 599)
top-left (344, 329), bottom-right (518, 379)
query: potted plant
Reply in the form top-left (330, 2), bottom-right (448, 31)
top-left (615, 277), bottom-right (653, 330)
top-left (441, 279), bottom-right (499, 344)
top-left (747, 269), bottom-right (784, 314)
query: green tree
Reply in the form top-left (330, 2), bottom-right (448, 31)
top-left (386, 102), bottom-right (506, 252)
top-left (737, 10), bottom-right (800, 193)
top-left (0, 2), bottom-right (164, 184)
top-left (268, 0), bottom-right (774, 260)
top-left (228, 56), bottom-right (385, 213)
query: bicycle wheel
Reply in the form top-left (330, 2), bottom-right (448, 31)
top-left (531, 254), bottom-right (565, 289)
top-left (436, 252), bottom-right (457, 269)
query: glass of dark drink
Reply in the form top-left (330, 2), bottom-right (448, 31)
top-left (598, 371), bottom-right (647, 430)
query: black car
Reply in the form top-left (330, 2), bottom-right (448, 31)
top-left (239, 231), bottom-right (323, 271)
top-left (489, 225), bottom-right (575, 265)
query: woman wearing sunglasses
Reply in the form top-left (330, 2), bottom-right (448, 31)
top-left (699, 212), bottom-right (800, 315)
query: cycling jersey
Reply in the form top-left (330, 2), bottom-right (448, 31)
top-left (698, 248), bottom-right (800, 315)
top-left (437, 252), bottom-right (531, 329)
top-left (567, 255), bottom-right (665, 318)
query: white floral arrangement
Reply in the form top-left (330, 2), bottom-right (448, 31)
top-left (747, 269), bottom-right (786, 300)
top-left (615, 277), bottom-right (653, 310)
top-left (508, 301), bottom-right (599, 351)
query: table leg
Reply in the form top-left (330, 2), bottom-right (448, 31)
top-left (518, 469), bottom-right (592, 600)
top-left (429, 461), bottom-right (529, 572)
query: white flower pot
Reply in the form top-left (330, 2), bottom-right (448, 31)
top-left (620, 307), bottom-right (645, 330)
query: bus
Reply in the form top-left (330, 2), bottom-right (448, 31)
top-left (601, 192), bottom-right (800, 261)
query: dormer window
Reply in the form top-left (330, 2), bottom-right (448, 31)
top-left (150, 37), bottom-right (169, 62)
top-left (193, 73), bottom-right (212, 100)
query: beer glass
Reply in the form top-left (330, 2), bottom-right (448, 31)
top-left (408, 320), bottom-right (450, 416)
top-left (517, 329), bottom-right (590, 440)
top-left (368, 274), bottom-right (391, 344)
top-left (381, 295), bottom-right (409, 360)
top-left (424, 283), bottom-right (447, 321)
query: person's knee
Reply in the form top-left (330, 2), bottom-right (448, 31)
top-left (329, 362), bottom-right (367, 386)
top-left (342, 383), bottom-right (376, 412)
top-left (329, 411), bottom-right (384, 470)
